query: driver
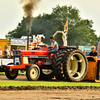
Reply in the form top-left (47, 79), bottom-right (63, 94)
top-left (89, 46), bottom-right (97, 57)
top-left (48, 37), bottom-right (58, 54)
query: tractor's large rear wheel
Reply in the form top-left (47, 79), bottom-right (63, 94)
top-left (63, 49), bottom-right (88, 82)
top-left (5, 70), bottom-right (18, 80)
top-left (52, 49), bottom-right (67, 81)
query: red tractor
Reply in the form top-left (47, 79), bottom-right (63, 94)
top-left (1, 31), bottom-right (88, 82)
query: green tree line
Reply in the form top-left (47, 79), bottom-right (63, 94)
top-left (5, 5), bottom-right (100, 46)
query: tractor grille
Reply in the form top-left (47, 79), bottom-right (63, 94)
top-left (13, 51), bottom-right (21, 65)
top-left (13, 51), bottom-right (21, 55)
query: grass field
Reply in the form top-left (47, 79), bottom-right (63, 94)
top-left (0, 81), bottom-right (100, 87)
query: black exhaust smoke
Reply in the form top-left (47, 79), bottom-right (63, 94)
top-left (20, 0), bottom-right (41, 49)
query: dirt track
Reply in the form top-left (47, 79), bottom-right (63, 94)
top-left (0, 90), bottom-right (100, 100)
top-left (0, 75), bottom-right (100, 100)
top-left (0, 75), bottom-right (28, 82)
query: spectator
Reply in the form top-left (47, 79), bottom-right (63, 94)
top-left (83, 50), bottom-right (87, 56)
top-left (2, 45), bottom-right (9, 58)
top-left (89, 46), bottom-right (97, 57)
top-left (0, 47), bottom-right (2, 58)
top-left (17, 48), bottom-right (20, 51)
top-left (76, 46), bottom-right (79, 49)
top-left (10, 48), bottom-right (15, 58)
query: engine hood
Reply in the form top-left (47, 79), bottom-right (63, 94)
top-left (21, 50), bottom-right (49, 56)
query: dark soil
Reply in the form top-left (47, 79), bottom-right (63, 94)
top-left (0, 86), bottom-right (100, 91)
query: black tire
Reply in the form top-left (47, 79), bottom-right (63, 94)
top-left (52, 49), bottom-right (68, 81)
top-left (63, 49), bottom-right (88, 82)
top-left (26, 64), bottom-right (40, 81)
top-left (5, 70), bottom-right (18, 80)
top-left (39, 69), bottom-right (54, 80)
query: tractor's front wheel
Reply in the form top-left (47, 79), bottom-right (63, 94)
top-left (26, 64), bottom-right (40, 81)
top-left (5, 70), bottom-right (18, 80)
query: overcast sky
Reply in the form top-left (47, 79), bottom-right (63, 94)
top-left (0, 0), bottom-right (100, 39)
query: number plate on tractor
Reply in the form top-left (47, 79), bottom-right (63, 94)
top-left (15, 58), bottom-right (19, 63)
